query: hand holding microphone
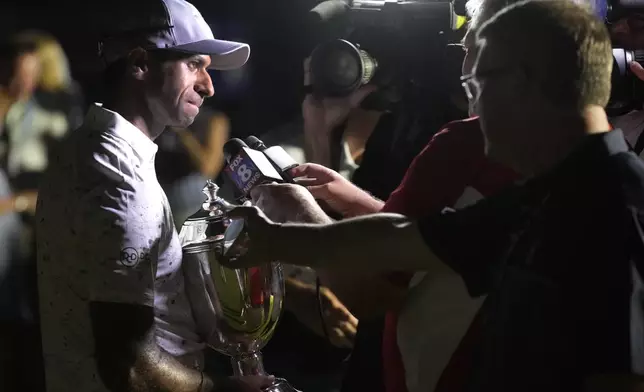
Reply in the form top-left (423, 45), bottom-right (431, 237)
top-left (290, 163), bottom-right (384, 218)
top-left (241, 136), bottom-right (334, 223)
top-left (222, 136), bottom-right (328, 224)
top-left (250, 183), bottom-right (332, 225)
top-left (245, 136), bottom-right (353, 220)
top-left (224, 135), bottom-right (381, 220)
top-left (223, 138), bottom-right (364, 337)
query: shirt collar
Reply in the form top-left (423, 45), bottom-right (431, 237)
top-left (532, 129), bottom-right (628, 190)
top-left (561, 129), bottom-right (628, 169)
top-left (84, 103), bottom-right (159, 164)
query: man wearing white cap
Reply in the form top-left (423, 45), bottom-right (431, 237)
top-left (35, 1), bottom-right (272, 391)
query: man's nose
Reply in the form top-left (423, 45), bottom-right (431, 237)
top-left (196, 71), bottom-right (215, 98)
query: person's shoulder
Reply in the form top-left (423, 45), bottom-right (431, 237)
top-left (42, 127), bottom-right (137, 197)
top-left (433, 116), bottom-right (483, 141)
top-left (51, 120), bottom-right (140, 197)
top-left (415, 116), bottom-right (485, 159)
top-left (86, 127), bottom-right (140, 183)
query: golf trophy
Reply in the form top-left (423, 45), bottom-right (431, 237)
top-left (179, 180), bottom-right (296, 392)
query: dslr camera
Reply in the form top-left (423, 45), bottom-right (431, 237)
top-left (596, 0), bottom-right (644, 114)
top-left (306, 0), bottom-right (466, 109)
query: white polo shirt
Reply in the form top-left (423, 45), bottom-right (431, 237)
top-left (36, 104), bottom-right (205, 392)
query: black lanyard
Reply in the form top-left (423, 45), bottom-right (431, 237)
top-left (633, 127), bottom-right (644, 155)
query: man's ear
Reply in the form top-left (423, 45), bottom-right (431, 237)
top-left (126, 47), bottom-right (149, 81)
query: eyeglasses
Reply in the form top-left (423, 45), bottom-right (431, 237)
top-left (447, 43), bottom-right (467, 53)
top-left (460, 73), bottom-right (479, 101)
top-left (460, 66), bottom-right (517, 101)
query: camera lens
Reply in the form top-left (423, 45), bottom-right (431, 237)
top-left (310, 39), bottom-right (378, 97)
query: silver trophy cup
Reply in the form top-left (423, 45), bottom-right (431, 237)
top-left (180, 181), bottom-right (297, 392)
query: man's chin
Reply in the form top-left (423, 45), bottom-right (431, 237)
top-left (175, 115), bottom-right (196, 128)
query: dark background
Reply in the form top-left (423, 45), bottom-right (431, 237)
top-left (0, 0), bottom-right (468, 140)
top-left (0, 0), bottom-right (321, 138)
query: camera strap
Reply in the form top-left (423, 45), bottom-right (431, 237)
top-left (633, 128), bottom-right (644, 155)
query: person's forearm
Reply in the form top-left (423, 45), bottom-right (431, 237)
top-left (100, 329), bottom-right (212, 392)
top-left (303, 122), bottom-right (333, 167)
top-left (132, 344), bottom-right (214, 392)
top-left (297, 203), bottom-right (334, 224)
top-left (283, 276), bottom-right (310, 314)
top-left (271, 213), bottom-right (441, 273)
top-left (347, 196), bottom-right (385, 217)
top-left (0, 198), bottom-right (14, 216)
top-left (92, 303), bottom-right (213, 392)
top-left (0, 194), bottom-right (34, 215)
top-left (181, 132), bottom-right (207, 169)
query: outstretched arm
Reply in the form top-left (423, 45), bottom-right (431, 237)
top-left (226, 207), bottom-right (447, 275)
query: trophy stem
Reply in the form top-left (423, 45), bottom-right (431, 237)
top-left (231, 352), bottom-right (266, 377)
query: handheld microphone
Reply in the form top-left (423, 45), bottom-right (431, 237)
top-left (244, 136), bottom-right (343, 221)
top-left (245, 136), bottom-right (299, 182)
top-left (223, 138), bottom-right (284, 196)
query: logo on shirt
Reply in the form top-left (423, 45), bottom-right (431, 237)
top-left (119, 247), bottom-right (140, 267)
top-left (119, 247), bottom-right (152, 268)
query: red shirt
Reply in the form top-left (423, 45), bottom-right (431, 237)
top-left (379, 117), bottom-right (517, 392)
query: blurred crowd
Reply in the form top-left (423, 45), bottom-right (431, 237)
top-left (0, 31), bottom-right (81, 391)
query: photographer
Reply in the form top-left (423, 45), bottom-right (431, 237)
top-left (302, 57), bottom-right (379, 174)
top-left (300, 6), bottom-right (468, 390)
top-left (292, 2), bottom-right (515, 392)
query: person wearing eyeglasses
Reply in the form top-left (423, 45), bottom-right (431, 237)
top-left (259, 0), bottom-right (524, 391)
top-left (240, 1), bottom-right (594, 392)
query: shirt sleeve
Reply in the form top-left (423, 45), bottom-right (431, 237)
top-left (417, 188), bottom-right (526, 297)
top-left (380, 120), bottom-right (488, 285)
top-left (74, 181), bottom-right (157, 307)
top-left (382, 120), bottom-right (487, 216)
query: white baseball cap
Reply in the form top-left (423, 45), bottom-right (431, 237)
top-left (100, 0), bottom-right (250, 70)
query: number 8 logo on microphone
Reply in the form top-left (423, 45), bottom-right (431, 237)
top-left (237, 164), bottom-right (253, 183)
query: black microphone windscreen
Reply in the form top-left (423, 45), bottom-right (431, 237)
top-left (309, 0), bottom-right (350, 23)
top-left (223, 138), bottom-right (249, 163)
top-left (244, 136), bottom-right (266, 151)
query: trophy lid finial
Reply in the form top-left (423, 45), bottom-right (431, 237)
top-left (199, 180), bottom-right (235, 216)
top-left (202, 180), bottom-right (220, 203)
